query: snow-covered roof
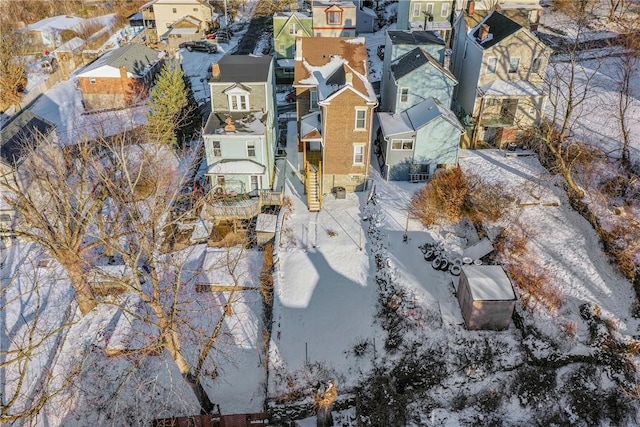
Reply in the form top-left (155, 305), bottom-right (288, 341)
top-left (479, 79), bottom-right (544, 97)
top-left (207, 159), bottom-right (265, 175)
top-left (256, 213), bottom-right (277, 233)
top-left (24, 15), bottom-right (84, 33)
top-left (391, 47), bottom-right (456, 83)
top-left (404, 98), bottom-right (463, 132)
top-left (277, 58), bottom-right (296, 69)
top-left (461, 265), bottom-right (515, 301)
top-left (195, 247), bottom-right (262, 288)
top-left (77, 43), bottom-right (162, 78)
top-left (295, 37), bottom-right (376, 104)
top-left (53, 37), bottom-right (85, 53)
top-left (169, 27), bottom-right (199, 34)
top-left (203, 111), bottom-right (267, 136)
top-left (300, 111), bottom-right (322, 140)
top-left (361, 6), bottom-right (377, 18)
top-left (377, 111), bottom-right (413, 136)
top-left (499, 2), bottom-right (542, 10)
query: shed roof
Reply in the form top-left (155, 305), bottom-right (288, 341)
top-left (78, 43), bottom-right (162, 77)
top-left (461, 265), bottom-right (515, 301)
top-left (387, 30), bottom-right (445, 46)
top-left (0, 111), bottom-right (55, 167)
top-left (256, 213), bottom-right (277, 233)
top-left (210, 55), bottom-right (273, 83)
top-left (404, 98), bottom-right (463, 132)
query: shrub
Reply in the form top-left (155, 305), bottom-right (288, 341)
top-left (506, 263), bottom-right (563, 313)
top-left (411, 167), bottom-right (510, 227)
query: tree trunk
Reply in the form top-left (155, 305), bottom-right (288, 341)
top-left (317, 407), bottom-right (334, 427)
top-left (60, 257), bottom-right (97, 315)
top-left (163, 324), bottom-right (215, 414)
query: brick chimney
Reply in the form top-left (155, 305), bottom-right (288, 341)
top-left (468, 1), bottom-right (475, 16)
top-left (479, 24), bottom-right (490, 42)
top-left (224, 116), bottom-right (235, 132)
top-left (212, 63), bottom-right (221, 78)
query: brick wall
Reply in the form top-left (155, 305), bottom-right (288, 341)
top-left (323, 90), bottom-right (373, 179)
top-left (78, 66), bottom-right (150, 111)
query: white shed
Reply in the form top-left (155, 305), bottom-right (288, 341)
top-left (457, 265), bottom-right (516, 330)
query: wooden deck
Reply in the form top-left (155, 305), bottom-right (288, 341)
top-left (207, 190), bottom-right (284, 222)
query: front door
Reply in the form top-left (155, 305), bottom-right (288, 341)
top-left (250, 175), bottom-right (259, 192)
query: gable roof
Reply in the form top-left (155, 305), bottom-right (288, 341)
top-left (210, 55), bottom-right (273, 83)
top-left (24, 15), bottom-right (84, 33)
top-left (0, 111), bottom-right (55, 167)
top-left (471, 11), bottom-right (523, 49)
top-left (390, 47), bottom-right (456, 83)
top-left (169, 15), bottom-right (202, 28)
top-left (273, 12), bottom-right (313, 40)
top-left (78, 43), bottom-right (162, 77)
top-left (387, 30), bottom-right (446, 47)
top-left (404, 98), bottom-right (463, 132)
top-left (294, 37), bottom-right (376, 104)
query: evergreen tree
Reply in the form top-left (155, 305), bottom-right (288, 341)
top-left (147, 60), bottom-right (195, 146)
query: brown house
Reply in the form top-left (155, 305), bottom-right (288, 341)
top-left (76, 43), bottom-right (164, 111)
top-left (457, 265), bottom-right (516, 331)
top-left (293, 36), bottom-right (377, 211)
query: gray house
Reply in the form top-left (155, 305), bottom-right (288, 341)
top-left (377, 98), bottom-right (462, 181)
top-left (203, 55), bottom-right (277, 196)
top-left (377, 30), bottom-right (462, 182)
top-left (0, 111), bottom-right (57, 236)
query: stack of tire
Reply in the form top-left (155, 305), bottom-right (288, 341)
top-left (420, 243), bottom-right (462, 276)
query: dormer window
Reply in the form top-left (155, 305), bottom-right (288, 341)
top-left (223, 84), bottom-right (251, 111)
top-left (289, 23), bottom-right (298, 35)
top-left (325, 5), bottom-right (344, 25)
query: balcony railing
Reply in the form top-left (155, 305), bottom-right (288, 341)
top-left (207, 190), bottom-right (284, 222)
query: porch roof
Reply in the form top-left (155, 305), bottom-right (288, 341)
top-left (207, 159), bottom-right (265, 175)
top-left (479, 80), bottom-right (544, 97)
top-left (300, 111), bottom-right (323, 140)
top-left (378, 111), bottom-right (413, 136)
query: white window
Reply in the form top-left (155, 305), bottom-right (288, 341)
top-left (353, 145), bottom-right (365, 164)
top-left (310, 89), bottom-right (318, 109)
top-left (355, 108), bottom-right (367, 130)
top-left (400, 87), bottom-right (409, 102)
top-left (412, 2), bottom-right (421, 17)
top-left (441, 2), bottom-right (450, 18)
top-left (289, 23), bottom-right (298, 35)
top-left (247, 141), bottom-right (256, 157)
top-left (228, 94), bottom-right (249, 111)
top-left (425, 3), bottom-right (434, 16)
top-left (212, 141), bottom-right (221, 156)
top-left (486, 57), bottom-right (497, 74)
top-left (327, 11), bottom-right (341, 24)
top-left (279, 43), bottom-right (285, 53)
top-left (391, 139), bottom-right (414, 150)
top-left (531, 57), bottom-right (542, 74)
top-left (250, 175), bottom-right (258, 191)
top-left (509, 57), bottom-right (520, 73)
top-left (89, 77), bottom-right (96, 84)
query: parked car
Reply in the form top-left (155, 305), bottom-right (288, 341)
top-left (206, 30), bottom-right (231, 43)
top-left (179, 41), bottom-right (217, 53)
top-left (285, 90), bottom-right (296, 102)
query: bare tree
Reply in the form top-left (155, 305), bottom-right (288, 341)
top-left (538, 3), bottom-right (605, 197)
top-left (92, 137), bottom-right (254, 415)
top-left (0, 248), bottom-right (85, 423)
top-left (611, 34), bottom-right (640, 168)
top-left (0, 34), bottom-right (28, 111)
top-left (0, 134), bottom-right (111, 315)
